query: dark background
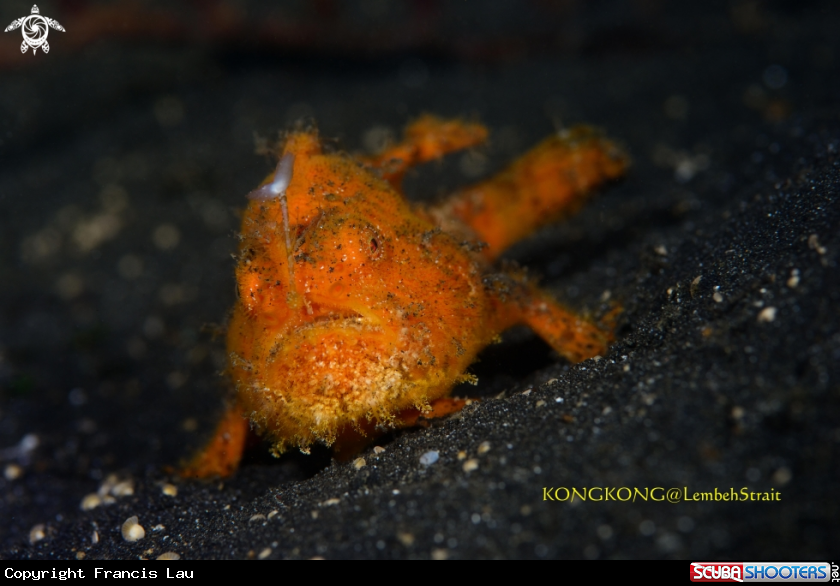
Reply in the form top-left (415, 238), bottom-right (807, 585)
top-left (0, 0), bottom-right (838, 559)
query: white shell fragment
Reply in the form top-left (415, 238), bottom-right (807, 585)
top-left (462, 459), bottom-right (479, 473)
top-left (757, 307), bottom-right (777, 323)
top-left (111, 480), bottom-right (134, 497)
top-left (29, 524), bottom-right (46, 544)
top-left (121, 516), bottom-right (145, 542)
top-left (156, 552), bottom-right (181, 560)
top-left (80, 493), bottom-right (102, 511)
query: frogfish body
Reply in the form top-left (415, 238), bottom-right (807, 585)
top-left (183, 116), bottom-right (628, 476)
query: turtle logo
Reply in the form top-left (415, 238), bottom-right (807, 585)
top-left (5, 5), bottom-right (65, 55)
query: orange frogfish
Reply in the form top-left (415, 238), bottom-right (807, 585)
top-left (182, 115), bottom-right (628, 477)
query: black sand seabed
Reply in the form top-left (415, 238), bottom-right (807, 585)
top-left (0, 1), bottom-right (838, 559)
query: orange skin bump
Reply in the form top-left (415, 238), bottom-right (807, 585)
top-left (180, 115), bottom-right (627, 478)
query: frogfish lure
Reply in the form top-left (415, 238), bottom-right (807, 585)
top-left (247, 152), bottom-right (296, 201)
top-left (182, 115), bottom-right (628, 477)
top-left (246, 153), bottom-right (298, 303)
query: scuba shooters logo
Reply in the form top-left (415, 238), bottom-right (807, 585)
top-left (4, 5), bottom-right (65, 55)
top-left (692, 564), bottom-right (745, 583)
top-left (690, 562), bottom-right (834, 582)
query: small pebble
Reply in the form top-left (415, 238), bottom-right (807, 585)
top-left (808, 234), bottom-right (827, 255)
top-left (431, 548), bottom-right (449, 560)
top-left (322, 498), bottom-right (340, 506)
top-left (787, 269), bottom-right (800, 288)
top-left (353, 457), bottom-right (366, 470)
top-left (535, 400), bottom-right (546, 407)
top-left (75, 552), bottom-right (86, 560)
top-left (121, 516), bottom-right (145, 542)
top-left (456, 451), bottom-right (467, 460)
top-left (156, 552), bottom-right (181, 560)
top-left (152, 524), bottom-right (165, 532)
top-left (258, 547), bottom-right (272, 559)
top-left (462, 459), bottom-right (479, 473)
top-left (4, 464), bottom-right (22, 480)
top-left (249, 514), bottom-right (266, 523)
top-left (419, 451), bottom-right (439, 466)
top-left (91, 530), bottom-right (99, 544)
top-left (161, 483), bottom-right (178, 497)
top-left (477, 441), bottom-right (491, 455)
top-left (713, 292), bottom-right (723, 303)
top-left (267, 510), bottom-right (279, 520)
top-left (373, 446), bottom-right (385, 454)
top-left (398, 532), bottom-right (415, 546)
